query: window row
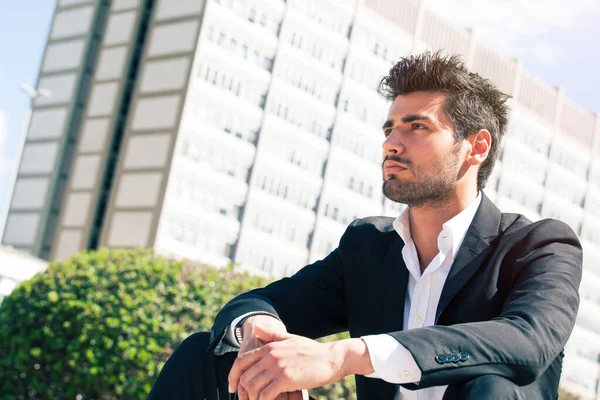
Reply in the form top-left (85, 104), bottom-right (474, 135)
top-left (171, 175), bottom-right (243, 220)
top-left (346, 176), bottom-right (375, 199)
top-left (180, 138), bottom-right (251, 182)
top-left (288, 0), bottom-right (352, 36)
top-left (268, 98), bottom-right (333, 140)
top-left (186, 100), bottom-right (260, 145)
top-left (261, 135), bottom-right (325, 177)
top-left (240, 248), bottom-right (297, 277)
top-left (253, 172), bottom-right (319, 211)
top-left (197, 62), bottom-right (267, 108)
top-left (340, 94), bottom-right (386, 128)
top-left (168, 216), bottom-right (234, 258)
top-left (204, 25), bottom-right (275, 72)
top-left (333, 129), bottom-right (381, 166)
top-left (213, 0), bottom-right (282, 35)
top-left (286, 29), bottom-right (344, 71)
top-left (276, 62), bottom-right (338, 105)
top-left (346, 58), bottom-right (384, 90)
top-left (251, 211), bottom-right (312, 248)
top-left (323, 203), bottom-right (359, 226)
top-left (508, 125), bottom-right (551, 157)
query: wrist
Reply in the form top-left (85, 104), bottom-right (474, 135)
top-left (332, 338), bottom-right (375, 377)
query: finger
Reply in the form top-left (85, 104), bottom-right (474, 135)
top-left (237, 387), bottom-right (250, 400)
top-left (240, 368), bottom-right (277, 400)
top-left (229, 348), bottom-right (264, 393)
top-left (259, 377), bottom-right (289, 400)
top-left (254, 322), bottom-right (292, 343)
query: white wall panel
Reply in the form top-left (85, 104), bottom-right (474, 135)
top-left (79, 118), bottom-right (110, 152)
top-left (54, 229), bottom-right (83, 260)
top-left (123, 134), bottom-right (171, 168)
top-left (42, 39), bottom-right (86, 72)
top-left (19, 142), bottom-right (59, 174)
top-left (11, 178), bottom-right (50, 210)
top-left (96, 46), bottom-right (128, 81)
top-left (107, 211), bottom-right (153, 247)
top-left (35, 74), bottom-right (78, 106)
top-left (131, 95), bottom-right (181, 130)
top-left (87, 82), bottom-right (119, 117)
top-left (155, 0), bottom-right (203, 21)
top-left (103, 11), bottom-right (137, 46)
top-left (28, 108), bottom-right (68, 139)
top-left (70, 154), bottom-right (101, 189)
top-left (62, 192), bottom-right (93, 226)
top-left (115, 173), bottom-right (162, 207)
top-left (50, 6), bottom-right (94, 39)
top-left (139, 58), bottom-right (190, 93)
top-left (3, 213), bottom-right (40, 245)
top-left (147, 21), bottom-right (199, 56)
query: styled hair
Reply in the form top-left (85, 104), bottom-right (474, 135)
top-left (377, 51), bottom-right (510, 190)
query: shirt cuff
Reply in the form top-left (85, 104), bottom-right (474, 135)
top-left (213, 311), bottom-right (278, 355)
top-left (361, 334), bottom-right (422, 384)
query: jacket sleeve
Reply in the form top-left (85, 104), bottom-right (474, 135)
top-left (209, 220), bottom-right (359, 349)
top-left (392, 219), bottom-right (583, 389)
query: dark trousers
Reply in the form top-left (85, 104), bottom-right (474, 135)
top-left (147, 332), bottom-right (526, 400)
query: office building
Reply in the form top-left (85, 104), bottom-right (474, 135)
top-left (1, 0), bottom-right (598, 397)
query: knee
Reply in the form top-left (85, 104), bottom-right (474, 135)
top-left (446, 375), bottom-right (524, 400)
top-left (468, 375), bottom-right (523, 399)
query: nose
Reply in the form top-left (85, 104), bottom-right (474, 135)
top-left (382, 128), bottom-right (404, 155)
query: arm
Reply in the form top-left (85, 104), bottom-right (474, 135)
top-left (391, 219), bottom-right (582, 388)
top-left (210, 220), bottom-right (359, 349)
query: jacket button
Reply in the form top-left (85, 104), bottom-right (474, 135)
top-left (435, 354), bottom-right (448, 364)
top-left (450, 353), bottom-right (460, 363)
top-left (459, 352), bottom-right (469, 362)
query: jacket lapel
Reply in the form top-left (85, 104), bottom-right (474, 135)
top-left (380, 236), bottom-right (409, 333)
top-left (435, 193), bottom-right (501, 322)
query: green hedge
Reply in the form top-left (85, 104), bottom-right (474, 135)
top-left (0, 249), bottom-right (354, 399)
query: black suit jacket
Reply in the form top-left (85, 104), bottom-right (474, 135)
top-left (211, 194), bottom-right (582, 399)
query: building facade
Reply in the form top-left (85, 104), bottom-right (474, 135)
top-left (1, 0), bottom-right (599, 397)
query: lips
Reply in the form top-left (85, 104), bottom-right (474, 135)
top-left (383, 161), bottom-right (409, 174)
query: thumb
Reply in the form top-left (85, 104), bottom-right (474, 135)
top-left (254, 322), bottom-right (292, 342)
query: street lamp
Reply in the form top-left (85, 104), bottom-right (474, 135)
top-left (0, 83), bottom-right (52, 244)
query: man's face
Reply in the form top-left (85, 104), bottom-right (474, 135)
top-left (381, 91), bottom-right (466, 207)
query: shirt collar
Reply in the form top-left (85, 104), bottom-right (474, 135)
top-left (392, 193), bottom-right (482, 259)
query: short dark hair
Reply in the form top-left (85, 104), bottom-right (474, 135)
top-left (377, 51), bottom-right (510, 190)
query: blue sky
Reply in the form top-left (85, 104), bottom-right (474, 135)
top-left (0, 0), bottom-right (599, 217)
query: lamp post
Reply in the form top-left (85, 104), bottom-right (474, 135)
top-left (0, 83), bottom-right (52, 244)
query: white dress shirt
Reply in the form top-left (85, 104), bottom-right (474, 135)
top-left (361, 193), bottom-right (482, 400)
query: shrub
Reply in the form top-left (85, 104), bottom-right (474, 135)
top-left (0, 249), bottom-right (354, 399)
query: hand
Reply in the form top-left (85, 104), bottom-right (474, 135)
top-left (229, 324), bottom-right (351, 400)
top-left (233, 316), bottom-right (309, 400)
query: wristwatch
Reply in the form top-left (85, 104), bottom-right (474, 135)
top-left (233, 312), bottom-right (279, 345)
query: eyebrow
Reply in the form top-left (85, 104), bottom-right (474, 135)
top-left (381, 114), bottom-right (432, 130)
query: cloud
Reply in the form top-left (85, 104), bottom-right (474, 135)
top-left (426, 0), bottom-right (600, 65)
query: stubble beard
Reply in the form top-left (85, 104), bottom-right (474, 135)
top-left (382, 149), bottom-right (462, 208)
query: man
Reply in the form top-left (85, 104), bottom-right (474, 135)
top-left (147, 52), bottom-right (582, 400)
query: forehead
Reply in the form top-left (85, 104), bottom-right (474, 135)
top-left (386, 91), bottom-right (448, 121)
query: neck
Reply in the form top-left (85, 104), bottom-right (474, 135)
top-left (408, 188), bottom-right (478, 271)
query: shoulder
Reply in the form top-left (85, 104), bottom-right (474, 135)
top-left (339, 216), bottom-right (397, 247)
top-left (497, 214), bottom-right (582, 261)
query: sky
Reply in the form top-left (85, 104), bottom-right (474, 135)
top-left (0, 0), bottom-right (599, 217)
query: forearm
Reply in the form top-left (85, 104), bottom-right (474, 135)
top-left (332, 338), bottom-right (374, 377)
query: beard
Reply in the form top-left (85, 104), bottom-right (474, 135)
top-left (382, 147), bottom-right (462, 208)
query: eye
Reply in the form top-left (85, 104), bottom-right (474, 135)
top-left (383, 129), bottom-right (392, 137)
top-left (412, 123), bottom-right (427, 130)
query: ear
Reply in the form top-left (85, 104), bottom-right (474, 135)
top-left (466, 129), bottom-right (491, 166)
